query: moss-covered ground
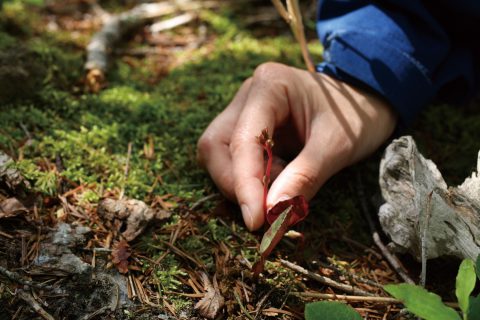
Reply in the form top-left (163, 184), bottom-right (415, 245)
top-left (1, 0), bottom-right (479, 319)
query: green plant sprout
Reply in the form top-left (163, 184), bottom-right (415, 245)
top-left (305, 255), bottom-right (480, 320)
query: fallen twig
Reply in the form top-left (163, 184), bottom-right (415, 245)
top-left (372, 232), bottom-right (414, 284)
top-left (340, 235), bottom-right (383, 260)
top-left (316, 260), bottom-right (383, 289)
top-left (293, 291), bottom-right (399, 304)
top-left (17, 290), bottom-right (55, 320)
top-left (0, 266), bottom-right (53, 290)
top-left (234, 290), bottom-right (254, 320)
top-left (279, 259), bottom-right (374, 296)
top-left (85, 1), bottom-right (218, 92)
top-left (150, 13), bottom-right (195, 33)
top-left (293, 291), bottom-right (459, 309)
top-left (356, 173), bottom-right (415, 284)
top-left (190, 193), bottom-right (220, 212)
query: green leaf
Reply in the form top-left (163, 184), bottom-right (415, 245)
top-left (252, 205), bottom-right (293, 276)
top-left (469, 295), bottom-right (480, 320)
top-left (259, 205), bottom-right (293, 255)
top-left (476, 255), bottom-right (480, 282)
top-left (385, 284), bottom-right (461, 320)
top-left (456, 259), bottom-right (476, 317)
top-left (304, 301), bottom-right (362, 320)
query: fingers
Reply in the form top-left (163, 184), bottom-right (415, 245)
top-left (230, 63), bottom-right (292, 230)
top-left (266, 118), bottom-right (351, 209)
top-left (197, 78), bottom-right (252, 200)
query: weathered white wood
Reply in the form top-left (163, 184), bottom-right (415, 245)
top-left (378, 136), bottom-right (480, 261)
top-left (85, 2), bottom-right (175, 73)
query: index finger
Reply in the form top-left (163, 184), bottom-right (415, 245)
top-left (229, 63), bottom-right (291, 230)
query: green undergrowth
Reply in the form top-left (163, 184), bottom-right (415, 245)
top-left (1, 4), bottom-right (480, 317)
top-left (1, 0), bottom-right (479, 255)
top-left (0, 3), bottom-right (317, 203)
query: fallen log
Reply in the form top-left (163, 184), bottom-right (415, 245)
top-left (378, 136), bottom-right (480, 261)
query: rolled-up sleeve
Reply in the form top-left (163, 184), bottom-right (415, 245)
top-left (316, 0), bottom-right (477, 126)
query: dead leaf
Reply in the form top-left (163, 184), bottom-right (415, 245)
top-left (111, 240), bottom-right (131, 273)
top-left (0, 197), bottom-right (28, 218)
top-left (194, 273), bottom-right (224, 319)
top-left (98, 198), bottom-right (171, 241)
top-left (0, 151), bottom-right (30, 190)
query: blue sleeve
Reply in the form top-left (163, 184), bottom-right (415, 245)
top-left (316, 0), bottom-right (478, 126)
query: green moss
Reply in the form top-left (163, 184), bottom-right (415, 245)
top-left (154, 254), bottom-right (187, 294)
top-left (204, 218), bottom-right (231, 242)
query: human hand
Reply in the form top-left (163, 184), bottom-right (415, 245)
top-left (197, 62), bottom-right (397, 231)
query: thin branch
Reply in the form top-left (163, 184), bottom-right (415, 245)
top-left (150, 13), bottom-right (195, 33)
top-left (190, 193), bottom-right (220, 211)
top-left (293, 291), bottom-right (399, 303)
top-left (271, 0), bottom-right (289, 21)
top-left (372, 232), bottom-right (415, 284)
top-left (356, 173), bottom-right (415, 284)
top-left (271, 0), bottom-right (315, 72)
top-left (17, 290), bottom-right (55, 320)
top-left (0, 266), bottom-right (53, 290)
top-left (316, 260), bottom-right (383, 289)
top-left (293, 291), bottom-right (459, 309)
top-left (279, 259), bottom-right (374, 296)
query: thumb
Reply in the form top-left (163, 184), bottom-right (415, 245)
top-left (266, 132), bottom-right (349, 209)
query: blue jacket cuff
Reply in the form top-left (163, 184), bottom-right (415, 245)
top-left (316, 30), bottom-right (434, 126)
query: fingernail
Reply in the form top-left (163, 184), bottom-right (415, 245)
top-left (267, 194), bottom-right (291, 209)
top-left (241, 204), bottom-right (254, 230)
top-left (277, 194), bottom-right (291, 202)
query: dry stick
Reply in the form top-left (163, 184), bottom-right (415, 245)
top-left (420, 191), bottom-right (433, 287)
top-left (293, 291), bottom-right (459, 308)
top-left (340, 235), bottom-right (383, 260)
top-left (85, 1), bottom-right (218, 91)
top-left (356, 173), bottom-right (415, 284)
top-left (316, 260), bottom-right (383, 289)
top-left (17, 290), bottom-right (55, 320)
top-left (234, 290), bottom-right (255, 320)
top-left (150, 12), bottom-right (196, 33)
top-left (190, 193), bottom-right (220, 211)
top-left (0, 266), bottom-right (53, 290)
top-left (293, 292), bottom-right (399, 304)
top-left (280, 259), bottom-right (374, 296)
top-left (271, 0), bottom-right (315, 72)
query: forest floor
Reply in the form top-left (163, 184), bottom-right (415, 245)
top-left (1, 0), bottom-right (480, 319)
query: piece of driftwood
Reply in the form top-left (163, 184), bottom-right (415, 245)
top-left (84, 1), bottom-right (215, 92)
top-left (378, 136), bottom-right (480, 261)
top-left (85, 2), bottom-right (174, 92)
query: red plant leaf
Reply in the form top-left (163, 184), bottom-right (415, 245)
top-left (253, 129), bottom-right (310, 277)
top-left (253, 205), bottom-right (293, 277)
top-left (266, 195), bottom-right (309, 226)
top-left (111, 240), bottom-right (131, 274)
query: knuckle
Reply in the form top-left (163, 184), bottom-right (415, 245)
top-left (197, 132), bottom-right (215, 159)
top-left (253, 62), bottom-right (288, 81)
top-left (228, 131), bottom-right (249, 155)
